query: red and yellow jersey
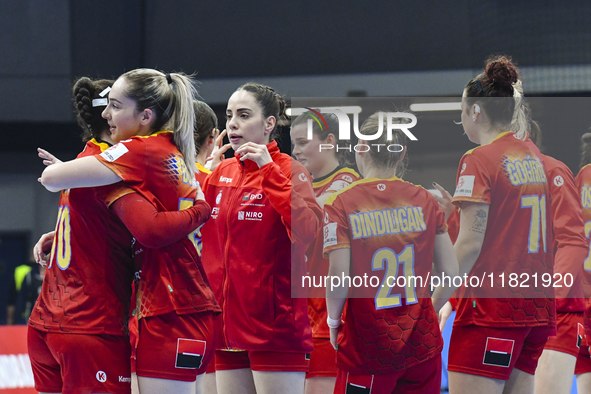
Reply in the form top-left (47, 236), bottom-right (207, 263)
top-left (193, 162), bottom-right (212, 259)
top-left (307, 167), bottom-right (360, 339)
top-left (323, 177), bottom-right (447, 375)
top-left (29, 139), bottom-right (135, 335)
top-left (195, 162), bottom-right (211, 187)
top-left (575, 164), bottom-right (591, 337)
top-left (542, 154), bottom-right (586, 312)
top-left (451, 131), bottom-right (555, 328)
top-left (96, 131), bottom-right (220, 318)
top-left (202, 141), bottom-right (321, 352)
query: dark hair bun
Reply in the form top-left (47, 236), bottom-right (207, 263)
top-left (485, 56), bottom-right (519, 87)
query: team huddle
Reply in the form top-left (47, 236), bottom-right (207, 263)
top-left (25, 55), bottom-right (591, 394)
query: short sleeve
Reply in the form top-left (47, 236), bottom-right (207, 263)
top-left (452, 152), bottom-right (491, 206)
top-left (322, 195), bottom-right (352, 257)
top-left (95, 138), bottom-right (147, 185)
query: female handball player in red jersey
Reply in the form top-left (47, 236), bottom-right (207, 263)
top-left (574, 132), bottom-right (591, 392)
top-left (523, 121), bottom-right (588, 393)
top-left (32, 76), bottom-right (211, 394)
top-left (200, 83), bottom-right (322, 394)
top-left (290, 110), bottom-right (360, 394)
top-left (29, 77), bottom-right (136, 394)
top-left (441, 56), bottom-right (554, 394)
top-left (39, 69), bottom-right (219, 394)
top-left (323, 111), bottom-right (458, 394)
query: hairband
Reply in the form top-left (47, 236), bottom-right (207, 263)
top-left (476, 80), bottom-right (483, 93)
top-left (165, 74), bottom-right (173, 84)
top-left (92, 98), bottom-right (108, 107)
top-left (210, 116), bottom-right (218, 129)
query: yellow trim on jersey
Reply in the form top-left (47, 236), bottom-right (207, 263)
top-left (89, 138), bottom-right (111, 152)
top-left (581, 163), bottom-right (591, 172)
top-left (312, 167), bottom-right (360, 188)
top-left (196, 162), bottom-right (211, 174)
top-left (463, 131), bottom-right (513, 156)
top-left (132, 130), bottom-right (173, 139)
top-left (324, 176), bottom-right (402, 207)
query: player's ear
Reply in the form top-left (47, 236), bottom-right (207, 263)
top-left (139, 108), bottom-right (154, 126)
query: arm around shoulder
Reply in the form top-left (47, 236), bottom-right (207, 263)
top-left (39, 156), bottom-right (122, 192)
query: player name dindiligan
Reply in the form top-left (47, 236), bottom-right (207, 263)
top-left (349, 206), bottom-right (426, 239)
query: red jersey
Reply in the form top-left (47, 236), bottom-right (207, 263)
top-left (323, 177), bottom-right (447, 375)
top-left (195, 162), bottom-right (211, 187)
top-left (29, 139), bottom-right (135, 335)
top-left (194, 162), bottom-right (212, 258)
top-left (542, 154), bottom-right (586, 312)
top-left (201, 141), bottom-right (321, 352)
top-left (96, 131), bottom-right (220, 318)
top-left (307, 167), bottom-right (360, 339)
top-left (575, 164), bottom-right (591, 337)
top-left (447, 208), bottom-right (460, 244)
top-left (451, 132), bottom-right (555, 328)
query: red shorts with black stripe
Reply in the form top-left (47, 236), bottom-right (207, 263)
top-left (28, 327), bottom-right (131, 394)
top-left (215, 349), bottom-right (310, 372)
top-left (448, 324), bottom-right (549, 380)
top-left (306, 338), bottom-right (337, 378)
top-left (544, 312), bottom-right (586, 357)
top-left (136, 311), bottom-right (215, 382)
top-left (334, 356), bottom-right (441, 394)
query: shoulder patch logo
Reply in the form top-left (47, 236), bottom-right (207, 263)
top-left (377, 184), bottom-right (386, 191)
top-left (454, 175), bottom-right (475, 197)
top-left (323, 223), bottom-right (338, 248)
top-left (100, 143), bottom-right (129, 162)
top-left (342, 175), bottom-right (353, 183)
top-left (553, 175), bottom-right (564, 187)
top-left (298, 173), bottom-right (308, 182)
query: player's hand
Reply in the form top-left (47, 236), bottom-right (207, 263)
top-left (205, 129), bottom-right (231, 171)
top-left (430, 182), bottom-right (455, 220)
top-left (235, 142), bottom-right (272, 168)
top-left (329, 322), bottom-right (343, 350)
top-left (437, 301), bottom-right (453, 332)
top-left (38, 148), bottom-right (62, 167)
top-left (195, 183), bottom-right (205, 202)
top-left (34, 231), bottom-right (55, 266)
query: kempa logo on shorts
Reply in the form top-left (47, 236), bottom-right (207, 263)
top-left (119, 376), bottom-right (131, 383)
top-left (96, 371), bottom-right (107, 382)
top-left (303, 107), bottom-right (417, 152)
top-left (219, 176), bottom-right (233, 184)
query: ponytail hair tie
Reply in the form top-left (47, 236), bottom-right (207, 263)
top-left (165, 73), bottom-right (173, 84)
top-left (476, 80), bottom-right (483, 93)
